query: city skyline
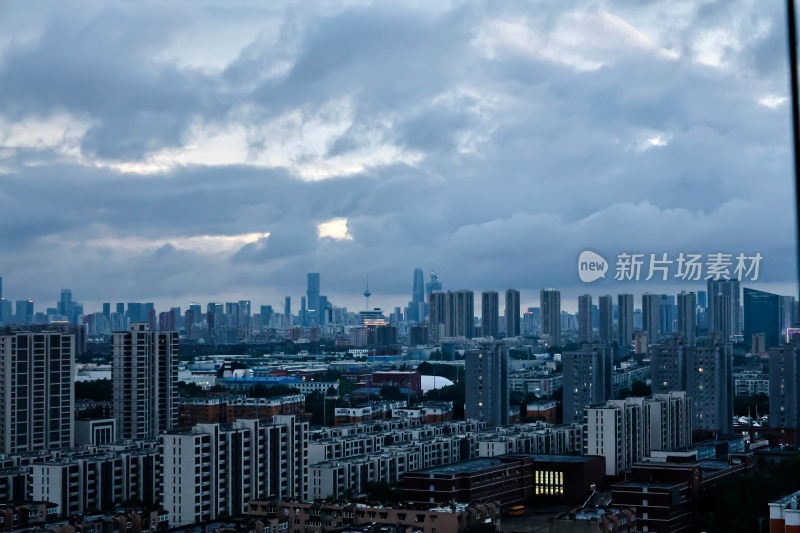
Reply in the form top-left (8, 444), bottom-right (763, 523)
top-left (0, 1), bottom-right (798, 309)
top-left (4, 270), bottom-right (795, 318)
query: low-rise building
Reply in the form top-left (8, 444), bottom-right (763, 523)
top-left (245, 500), bottom-right (500, 533)
top-left (178, 394), bottom-right (305, 426)
top-left (734, 370), bottom-right (769, 397)
top-left (403, 454), bottom-right (606, 509)
top-left (585, 392), bottom-right (692, 476)
top-left (392, 402), bottom-right (454, 423)
top-left (770, 490), bottom-right (800, 533)
top-left (475, 422), bottom-right (584, 457)
top-left (334, 401), bottom-right (406, 426)
top-left (74, 419), bottom-right (116, 446)
top-left (509, 370), bottom-right (563, 398)
top-left (0, 502), bottom-right (58, 531)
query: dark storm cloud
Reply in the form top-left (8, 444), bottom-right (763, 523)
top-left (0, 0), bottom-right (796, 311)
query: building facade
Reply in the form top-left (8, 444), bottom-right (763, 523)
top-left (0, 331), bottom-right (74, 454)
top-left (465, 341), bottom-right (509, 427)
top-left (112, 323), bottom-right (178, 440)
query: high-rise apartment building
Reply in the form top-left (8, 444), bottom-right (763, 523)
top-left (677, 292), bottom-right (697, 345)
top-left (650, 337), bottom-right (688, 394)
top-left (112, 323), bottom-right (178, 440)
top-left (445, 290), bottom-right (474, 339)
top-left (505, 289), bottom-right (521, 338)
top-left (648, 391), bottom-right (693, 452)
top-left (481, 291), bottom-right (499, 339)
top-left (428, 291), bottom-right (447, 344)
top-left (686, 340), bottom-right (733, 435)
top-left (161, 416), bottom-right (309, 526)
top-left (650, 337), bottom-right (732, 435)
top-left (585, 392), bottom-right (691, 476)
top-left (0, 331), bottom-right (74, 453)
top-left (708, 279), bottom-right (741, 340)
top-left (540, 289), bottom-right (561, 347)
top-left (465, 341), bottom-right (509, 427)
top-left (744, 288), bottom-right (781, 349)
top-left (769, 341), bottom-right (800, 444)
top-left (578, 294), bottom-right (593, 343)
top-left (618, 294), bottom-right (634, 347)
top-left (562, 344), bottom-right (611, 424)
top-left (642, 293), bottom-right (661, 345)
top-left (598, 295), bottom-right (613, 345)
top-left (585, 398), bottom-right (649, 476)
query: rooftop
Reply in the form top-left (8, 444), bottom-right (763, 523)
top-left (416, 458), bottom-right (503, 475)
top-left (502, 453), bottom-right (601, 463)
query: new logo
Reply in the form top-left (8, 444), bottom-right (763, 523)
top-left (578, 251), bottom-right (608, 283)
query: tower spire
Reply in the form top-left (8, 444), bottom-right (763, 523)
top-left (363, 275), bottom-right (372, 310)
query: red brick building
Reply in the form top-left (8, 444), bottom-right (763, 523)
top-left (368, 371), bottom-right (423, 395)
top-left (178, 394), bottom-right (305, 426)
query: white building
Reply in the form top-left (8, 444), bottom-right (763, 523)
top-left (161, 415), bottom-right (308, 526)
top-left (585, 393), bottom-right (692, 476)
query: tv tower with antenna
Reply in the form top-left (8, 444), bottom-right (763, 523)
top-left (363, 274), bottom-right (372, 310)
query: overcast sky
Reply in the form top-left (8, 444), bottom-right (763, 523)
top-left (0, 0), bottom-right (797, 314)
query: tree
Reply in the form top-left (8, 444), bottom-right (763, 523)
top-left (510, 390), bottom-right (525, 406)
top-left (337, 379), bottom-right (356, 395)
top-left (178, 381), bottom-right (204, 397)
top-left (75, 379), bottom-right (112, 401)
top-left (694, 454), bottom-right (800, 532)
top-left (380, 385), bottom-right (407, 401)
top-left (465, 524), bottom-right (498, 533)
top-left (417, 362), bottom-right (460, 382)
top-left (630, 381), bottom-right (651, 397)
top-left (428, 350), bottom-right (443, 361)
top-left (305, 391), bottom-right (336, 426)
top-left (509, 348), bottom-right (528, 359)
top-left (423, 382), bottom-right (465, 419)
top-left (363, 481), bottom-right (404, 503)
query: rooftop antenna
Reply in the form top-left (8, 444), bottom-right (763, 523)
top-left (363, 275), bottom-right (372, 310)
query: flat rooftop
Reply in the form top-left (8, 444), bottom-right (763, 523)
top-left (614, 481), bottom-right (679, 489)
top-left (502, 453), bottom-right (601, 463)
top-left (417, 458), bottom-right (503, 475)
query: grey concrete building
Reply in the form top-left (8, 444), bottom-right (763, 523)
top-left (481, 291), bottom-right (499, 339)
top-left (769, 341), bottom-right (800, 442)
top-left (677, 292), bottom-right (697, 345)
top-left (598, 295), bottom-right (613, 345)
top-left (0, 331), bottom-right (74, 454)
top-left (505, 289), bottom-right (521, 338)
top-left (562, 344), bottom-right (611, 424)
top-left (578, 294), bottom-right (593, 343)
top-left (465, 341), bottom-right (509, 427)
top-left (618, 294), bottom-right (634, 348)
top-left (540, 289), bottom-right (561, 347)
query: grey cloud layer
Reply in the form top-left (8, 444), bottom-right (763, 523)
top-left (0, 0), bottom-right (796, 310)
